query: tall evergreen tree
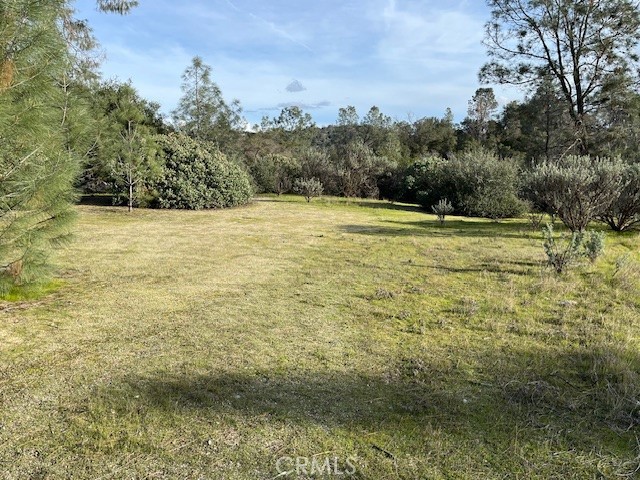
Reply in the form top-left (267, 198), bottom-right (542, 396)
top-left (0, 0), bottom-right (78, 290)
top-left (0, 1), bottom-right (137, 291)
top-left (172, 56), bottom-right (244, 151)
top-left (100, 83), bottom-right (162, 211)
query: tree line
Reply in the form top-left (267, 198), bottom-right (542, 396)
top-left (2, 0), bottom-right (640, 291)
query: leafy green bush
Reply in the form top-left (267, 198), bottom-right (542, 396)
top-left (542, 223), bottom-right (584, 274)
top-left (154, 133), bottom-right (252, 209)
top-left (294, 177), bottom-right (323, 202)
top-left (407, 149), bottom-right (525, 219)
top-left (246, 154), bottom-right (300, 195)
top-left (334, 139), bottom-right (396, 198)
top-left (405, 155), bottom-right (450, 206)
top-left (298, 148), bottom-right (339, 196)
top-left (527, 155), bottom-right (624, 232)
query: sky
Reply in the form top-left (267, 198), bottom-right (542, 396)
top-left (73, 0), bottom-right (519, 127)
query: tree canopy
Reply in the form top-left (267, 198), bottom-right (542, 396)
top-left (481, 0), bottom-right (640, 153)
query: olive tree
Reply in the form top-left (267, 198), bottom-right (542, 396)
top-left (599, 163), bottom-right (640, 231)
top-left (527, 155), bottom-right (624, 231)
top-left (294, 178), bottom-right (323, 202)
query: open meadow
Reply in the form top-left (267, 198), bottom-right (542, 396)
top-left (1, 196), bottom-right (639, 479)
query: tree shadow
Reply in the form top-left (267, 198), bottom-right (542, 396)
top-left (354, 201), bottom-right (424, 214)
top-left (428, 261), bottom-right (542, 276)
top-left (339, 219), bottom-right (531, 239)
top-left (253, 196), bottom-right (302, 204)
top-left (111, 343), bottom-right (638, 463)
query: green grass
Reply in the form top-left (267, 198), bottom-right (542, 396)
top-left (1, 195), bottom-right (639, 479)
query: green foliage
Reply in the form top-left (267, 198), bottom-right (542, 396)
top-left (432, 198), bottom-right (454, 224)
top-left (172, 57), bottom-right (244, 151)
top-left (154, 134), bottom-right (252, 210)
top-left (583, 230), bottom-right (606, 263)
top-left (96, 0), bottom-right (138, 14)
top-left (498, 80), bottom-right (576, 161)
top-left (81, 81), bottom-right (166, 197)
top-left (97, 82), bottom-right (163, 210)
top-left (335, 139), bottom-right (395, 198)
top-left (272, 106), bottom-right (315, 132)
top-left (0, 0), bottom-right (79, 292)
top-left (591, 80), bottom-right (640, 159)
top-left (527, 155), bottom-right (624, 232)
top-left (404, 114), bottom-right (457, 158)
top-left (298, 148), bottom-right (337, 195)
top-left (482, 0), bottom-right (640, 154)
top-left (336, 105), bottom-right (359, 126)
top-left (542, 224), bottom-right (584, 274)
top-left (464, 88), bottom-right (499, 143)
top-left (408, 149), bottom-right (525, 219)
top-left (246, 154), bottom-right (300, 194)
top-left (405, 155), bottom-right (447, 206)
top-left (599, 163), bottom-right (640, 231)
top-left (542, 223), bottom-right (606, 273)
top-left (294, 177), bottom-right (323, 202)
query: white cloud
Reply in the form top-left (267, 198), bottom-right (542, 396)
top-left (377, 0), bottom-right (485, 64)
top-left (75, 0), bottom-right (521, 126)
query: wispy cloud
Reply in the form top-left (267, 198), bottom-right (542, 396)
top-left (73, 0), bottom-right (520, 126)
top-left (223, 0), bottom-right (241, 12)
top-left (224, 0), bottom-right (314, 53)
top-left (377, 0), bottom-right (484, 63)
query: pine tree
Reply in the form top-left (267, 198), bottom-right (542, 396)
top-left (96, 0), bottom-right (138, 14)
top-left (0, 0), bottom-right (79, 291)
top-left (172, 57), bottom-right (244, 150)
top-left (481, 0), bottom-right (640, 154)
top-left (101, 83), bottom-right (162, 211)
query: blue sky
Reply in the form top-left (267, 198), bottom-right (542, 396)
top-left (74, 0), bottom-right (518, 127)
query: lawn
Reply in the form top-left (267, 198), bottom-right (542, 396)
top-left (1, 196), bottom-right (639, 479)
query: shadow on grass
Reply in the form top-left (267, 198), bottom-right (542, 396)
top-left (115, 345), bottom-right (638, 465)
top-left (427, 261), bottom-right (543, 276)
top-left (254, 196), bottom-right (302, 204)
top-left (354, 201), bottom-right (424, 214)
top-left (340, 219), bottom-right (531, 239)
top-left (254, 196), bottom-right (425, 213)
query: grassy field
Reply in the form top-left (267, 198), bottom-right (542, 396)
top-left (1, 195), bottom-right (639, 479)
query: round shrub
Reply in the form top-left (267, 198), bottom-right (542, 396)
top-left (407, 149), bottom-right (526, 219)
top-left (526, 155), bottom-right (624, 232)
top-left (154, 133), bottom-right (252, 209)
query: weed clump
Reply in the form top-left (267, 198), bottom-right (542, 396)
top-left (542, 223), bottom-right (606, 273)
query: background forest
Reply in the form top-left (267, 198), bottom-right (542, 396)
top-left (1, 0), bottom-right (640, 291)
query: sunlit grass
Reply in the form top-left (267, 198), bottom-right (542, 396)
top-left (1, 195), bottom-right (638, 479)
